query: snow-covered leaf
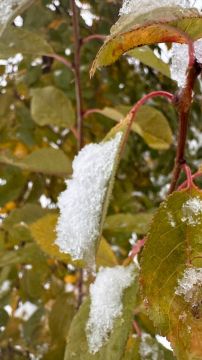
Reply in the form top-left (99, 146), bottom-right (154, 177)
top-left (119, 0), bottom-right (199, 16)
top-left (31, 214), bottom-right (116, 268)
top-left (0, 0), bottom-right (34, 37)
top-left (141, 187), bottom-right (202, 359)
top-left (91, 7), bottom-right (202, 76)
top-left (64, 265), bottom-right (139, 360)
top-left (55, 131), bottom-right (125, 268)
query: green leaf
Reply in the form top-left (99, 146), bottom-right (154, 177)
top-left (0, 27), bottom-right (53, 59)
top-left (128, 46), bottom-right (171, 78)
top-left (0, 308), bottom-right (9, 327)
top-left (0, 0), bottom-right (34, 36)
top-left (123, 334), bottom-right (175, 360)
top-left (96, 238), bottom-right (118, 268)
top-left (91, 105), bottom-right (173, 150)
top-left (141, 188), bottom-right (202, 359)
top-left (0, 243), bottom-right (47, 268)
top-left (30, 214), bottom-right (73, 264)
top-left (49, 294), bottom-right (75, 342)
top-left (2, 204), bottom-right (49, 246)
top-left (0, 166), bottom-right (27, 207)
top-left (0, 148), bottom-right (72, 176)
top-left (30, 86), bottom-right (75, 128)
top-left (64, 270), bottom-right (139, 360)
top-left (131, 105), bottom-right (173, 150)
top-left (3, 204), bottom-right (49, 230)
top-left (91, 7), bottom-right (202, 76)
top-left (93, 107), bottom-right (125, 122)
top-left (104, 212), bottom-right (154, 235)
top-left (23, 307), bottom-right (45, 344)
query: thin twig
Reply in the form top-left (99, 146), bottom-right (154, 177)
top-left (178, 171), bottom-right (202, 191)
top-left (81, 34), bottom-right (106, 45)
top-left (46, 53), bottom-right (74, 71)
top-left (120, 91), bottom-right (174, 155)
top-left (71, 0), bottom-right (84, 150)
top-left (71, 0), bottom-right (85, 308)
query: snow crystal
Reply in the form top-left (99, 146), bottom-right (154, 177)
top-left (195, 39), bottom-right (202, 64)
top-left (86, 264), bottom-right (136, 354)
top-left (170, 44), bottom-right (189, 88)
top-left (181, 196), bottom-right (202, 226)
top-left (139, 333), bottom-right (159, 360)
top-left (0, 0), bottom-right (19, 25)
top-left (171, 40), bottom-right (202, 87)
top-left (175, 268), bottom-right (202, 302)
top-left (55, 132), bottom-right (123, 267)
top-left (119, 0), bottom-right (191, 16)
top-left (167, 212), bottom-right (176, 228)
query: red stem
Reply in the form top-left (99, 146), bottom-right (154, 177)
top-left (121, 91), bottom-right (174, 154)
top-left (130, 238), bottom-right (146, 259)
top-left (46, 53), bottom-right (74, 71)
top-left (83, 108), bottom-right (101, 118)
top-left (178, 171), bottom-right (202, 191)
top-left (133, 320), bottom-right (142, 337)
top-left (182, 163), bottom-right (194, 189)
top-left (82, 34), bottom-right (106, 45)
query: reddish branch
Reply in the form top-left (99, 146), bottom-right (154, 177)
top-left (121, 90), bottom-right (174, 154)
top-left (82, 34), bottom-right (106, 45)
top-left (169, 60), bottom-right (201, 193)
top-left (46, 53), bottom-right (74, 71)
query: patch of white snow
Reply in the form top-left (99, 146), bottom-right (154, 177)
top-left (171, 40), bottom-right (202, 87)
top-left (86, 264), bottom-right (136, 354)
top-left (181, 196), bottom-right (202, 226)
top-left (55, 132), bottom-right (123, 267)
top-left (175, 268), bottom-right (202, 302)
top-left (139, 333), bottom-right (159, 360)
top-left (119, 0), bottom-right (192, 16)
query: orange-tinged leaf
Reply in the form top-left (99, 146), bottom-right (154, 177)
top-left (91, 7), bottom-right (202, 76)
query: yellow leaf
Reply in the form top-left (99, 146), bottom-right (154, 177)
top-left (96, 237), bottom-right (118, 268)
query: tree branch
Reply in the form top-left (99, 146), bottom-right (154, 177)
top-left (71, 0), bottom-right (84, 150)
top-left (70, 0), bottom-right (85, 308)
top-left (169, 60), bottom-right (201, 193)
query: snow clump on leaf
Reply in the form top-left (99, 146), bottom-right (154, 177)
top-left (171, 40), bottom-right (202, 87)
top-left (55, 132), bottom-right (123, 267)
top-left (86, 264), bottom-right (136, 354)
top-left (175, 268), bottom-right (202, 302)
top-left (181, 196), bottom-right (202, 226)
top-left (119, 0), bottom-right (194, 16)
